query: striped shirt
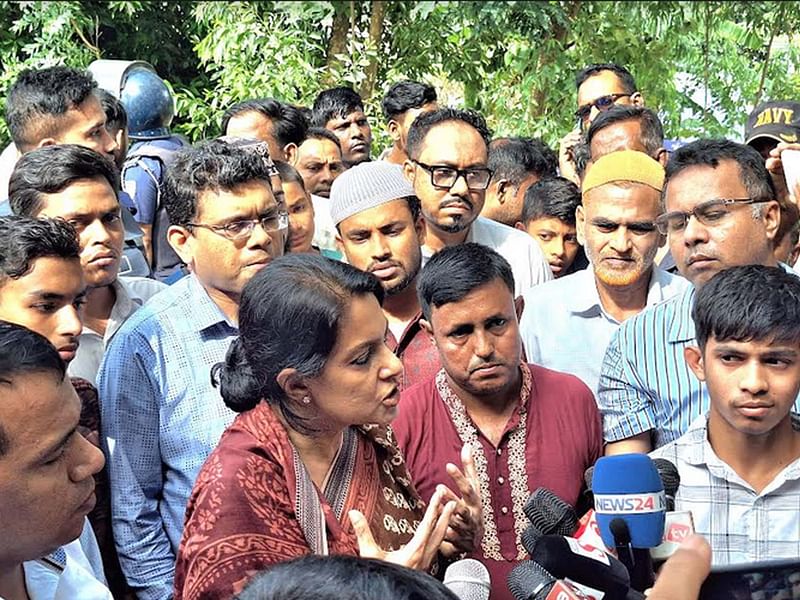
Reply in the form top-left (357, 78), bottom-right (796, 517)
top-left (599, 279), bottom-right (800, 447)
top-left (650, 414), bottom-right (800, 565)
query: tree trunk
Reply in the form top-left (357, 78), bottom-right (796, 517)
top-left (325, 1), bottom-right (350, 85)
top-left (359, 0), bottom-right (387, 100)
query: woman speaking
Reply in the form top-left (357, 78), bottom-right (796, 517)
top-left (174, 254), bottom-right (481, 600)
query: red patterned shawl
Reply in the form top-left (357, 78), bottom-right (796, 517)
top-left (174, 401), bottom-right (425, 600)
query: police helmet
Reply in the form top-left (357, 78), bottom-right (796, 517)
top-left (87, 59), bottom-right (175, 140)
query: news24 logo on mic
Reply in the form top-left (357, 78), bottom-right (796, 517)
top-left (594, 492), bottom-right (666, 514)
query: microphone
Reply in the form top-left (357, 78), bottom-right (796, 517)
top-left (443, 558), bottom-right (491, 600)
top-left (572, 509), bottom-right (613, 555)
top-left (583, 466), bottom-right (595, 494)
top-left (609, 519), bottom-right (654, 592)
top-left (528, 534), bottom-right (644, 600)
top-left (592, 454), bottom-right (666, 549)
top-left (584, 458), bottom-right (690, 563)
top-left (522, 523), bottom-right (545, 556)
top-left (647, 458), bottom-right (695, 562)
top-left (524, 488), bottom-right (579, 537)
top-left (592, 454), bottom-right (665, 592)
top-left (649, 510), bottom-right (695, 561)
top-left (651, 458), bottom-right (680, 511)
top-left (507, 561), bottom-right (593, 600)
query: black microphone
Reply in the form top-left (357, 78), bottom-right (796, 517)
top-left (529, 534), bottom-right (645, 600)
top-left (522, 523), bottom-right (545, 556)
top-left (523, 488), bottom-right (579, 537)
top-left (507, 561), bottom-right (589, 600)
top-left (584, 466), bottom-right (595, 494)
top-left (651, 458), bottom-right (680, 511)
top-left (609, 519), bottom-right (654, 593)
top-left (581, 465), bottom-right (595, 510)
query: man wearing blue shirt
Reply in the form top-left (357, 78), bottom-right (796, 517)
top-left (598, 139), bottom-right (790, 454)
top-left (520, 150), bottom-right (687, 396)
top-left (98, 139), bottom-right (287, 599)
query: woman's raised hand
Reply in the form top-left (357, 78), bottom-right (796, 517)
top-left (439, 444), bottom-right (484, 557)
top-left (349, 485), bottom-right (456, 571)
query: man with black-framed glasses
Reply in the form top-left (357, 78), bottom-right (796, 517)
top-left (98, 139), bottom-right (286, 598)
top-left (597, 139), bottom-right (795, 457)
top-left (559, 63), bottom-right (644, 185)
top-left (402, 108), bottom-right (551, 296)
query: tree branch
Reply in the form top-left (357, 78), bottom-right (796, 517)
top-left (71, 18), bottom-right (101, 57)
top-left (752, 6), bottom-right (781, 108)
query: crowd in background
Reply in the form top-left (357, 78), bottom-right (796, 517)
top-left (0, 58), bottom-right (799, 600)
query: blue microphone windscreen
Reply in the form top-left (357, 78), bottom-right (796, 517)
top-left (591, 454), bottom-right (666, 548)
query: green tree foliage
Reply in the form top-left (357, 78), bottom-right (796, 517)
top-left (1, 1), bottom-right (799, 149)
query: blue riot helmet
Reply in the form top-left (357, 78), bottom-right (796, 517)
top-left (121, 67), bottom-right (174, 139)
top-left (87, 59), bottom-right (174, 140)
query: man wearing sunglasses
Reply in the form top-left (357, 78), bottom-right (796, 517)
top-left (597, 139), bottom-right (796, 456)
top-left (403, 108), bottom-right (552, 296)
top-left (98, 139), bottom-right (287, 598)
top-left (559, 63), bottom-right (644, 185)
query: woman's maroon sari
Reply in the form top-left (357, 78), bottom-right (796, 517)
top-left (174, 401), bottom-right (426, 600)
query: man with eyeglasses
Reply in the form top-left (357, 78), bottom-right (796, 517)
top-left (559, 63), bottom-right (644, 185)
top-left (98, 139), bottom-right (287, 598)
top-left (597, 139), bottom-right (799, 455)
top-left (402, 108), bottom-right (552, 296)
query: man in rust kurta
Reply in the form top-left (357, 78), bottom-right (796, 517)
top-left (331, 161), bottom-right (440, 389)
top-left (392, 243), bottom-right (603, 600)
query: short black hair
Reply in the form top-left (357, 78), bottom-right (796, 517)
top-left (586, 105), bottom-right (664, 157)
top-left (5, 66), bottom-right (98, 152)
top-left (665, 139), bottom-right (776, 204)
top-left (163, 139), bottom-right (275, 227)
top-left (304, 126), bottom-right (342, 151)
top-left (693, 265), bottom-right (800, 350)
top-left (518, 137), bottom-right (558, 175)
top-left (417, 242), bottom-right (514, 320)
top-left (575, 63), bottom-right (637, 94)
top-left (0, 216), bottom-right (80, 286)
top-left (9, 144), bottom-right (120, 217)
top-left (213, 254), bottom-right (383, 433)
top-left (0, 321), bottom-right (68, 456)
top-left (311, 87), bottom-right (365, 128)
top-left (236, 555), bottom-right (458, 600)
top-left (221, 98), bottom-right (308, 147)
top-left (521, 177), bottom-right (581, 226)
top-left (406, 108), bottom-right (492, 161)
top-left (381, 81), bottom-right (437, 122)
top-left (488, 137), bottom-right (558, 187)
top-left (573, 142), bottom-right (592, 181)
top-left (274, 160), bottom-right (305, 190)
top-left (96, 88), bottom-right (127, 133)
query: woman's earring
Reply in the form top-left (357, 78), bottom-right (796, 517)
top-left (302, 395), bottom-right (311, 405)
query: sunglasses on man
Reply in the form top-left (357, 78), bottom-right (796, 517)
top-left (575, 93), bottom-right (633, 126)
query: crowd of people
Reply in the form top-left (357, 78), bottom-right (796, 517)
top-left (0, 57), bottom-right (799, 600)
